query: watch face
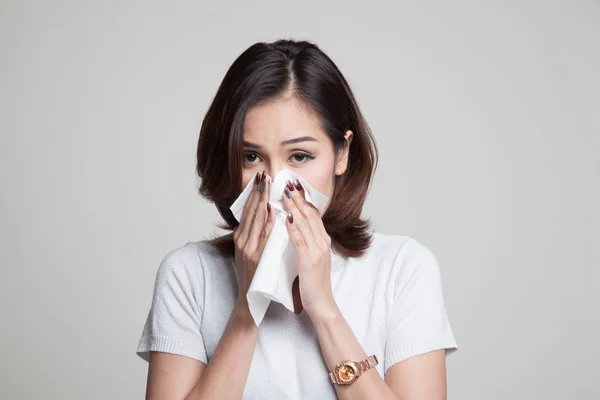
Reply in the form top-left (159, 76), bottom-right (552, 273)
top-left (336, 362), bottom-right (358, 384)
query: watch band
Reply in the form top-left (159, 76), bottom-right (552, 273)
top-left (357, 355), bottom-right (379, 374)
top-left (329, 355), bottom-right (379, 385)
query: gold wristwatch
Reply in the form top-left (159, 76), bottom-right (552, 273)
top-left (329, 355), bottom-right (379, 385)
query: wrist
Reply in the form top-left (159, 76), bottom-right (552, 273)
top-left (307, 299), bottom-right (341, 325)
top-left (232, 300), bottom-right (257, 328)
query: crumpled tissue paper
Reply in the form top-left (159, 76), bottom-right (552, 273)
top-left (230, 169), bottom-right (329, 326)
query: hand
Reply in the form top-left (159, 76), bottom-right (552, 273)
top-left (281, 178), bottom-right (338, 320)
top-left (232, 171), bottom-right (275, 313)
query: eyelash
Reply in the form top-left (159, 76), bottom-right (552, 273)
top-left (244, 151), bottom-right (315, 165)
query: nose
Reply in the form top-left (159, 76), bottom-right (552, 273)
top-left (265, 165), bottom-right (285, 183)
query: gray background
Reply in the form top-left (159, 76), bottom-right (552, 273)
top-left (1, 0), bottom-right (598, 399)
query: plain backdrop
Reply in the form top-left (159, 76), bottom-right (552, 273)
top-left (1, 1), bottom-right (598, 399)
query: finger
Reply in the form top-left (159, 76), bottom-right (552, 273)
top-left (293, 178), bottom-right (331, 245)
top-left (256, 197), bottom-right (276, 254)
top-left (282, 182), bottom-right (318, 255)
top-left (238, 171), bottom-right (264, 244)
top-left (285, 179), bottom-right (328, 248)
top-left (285, 208), bottom-right (315, 266)
top-left (247, 173), bottom-right (271, 251)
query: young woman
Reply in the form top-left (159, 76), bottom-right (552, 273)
top-left (136, 39), bottom-right (458, 400)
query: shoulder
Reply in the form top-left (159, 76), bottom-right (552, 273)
top-left (366, 232), bottom-right (443, 289)
top-left (154, 240), bottom-right (227, 284)
top-left (367, 231), bottom-right (438, 265)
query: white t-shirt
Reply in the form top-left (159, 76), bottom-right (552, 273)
top-left (136, 232), bottom-right (458, 399)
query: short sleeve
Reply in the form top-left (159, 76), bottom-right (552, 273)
top-left (384, 240), bottom-right (458, 373)
top-left (136, 244), bottom-right (208, 364)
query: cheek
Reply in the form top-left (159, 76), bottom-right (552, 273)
top-left (297, 154), bottom-right (337, 196)
top-left (241, 171), bottom-right (256, 191)
top-left (308, 174), bottom-right (331, 194)
top-left (302, 167), bottom-right (335, 197)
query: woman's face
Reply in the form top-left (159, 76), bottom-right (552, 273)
top-left (241, 97), bottom-right (352, 209)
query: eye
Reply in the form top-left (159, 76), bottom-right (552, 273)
top-left (290, 152), bottom-right (315, 164)
top-left (244, 152), bottom-right (262, 164)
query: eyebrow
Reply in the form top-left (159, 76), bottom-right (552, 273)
top-left (243, 136), bottom-right (318, 149)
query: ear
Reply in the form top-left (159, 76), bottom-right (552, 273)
top-left (334, 130), bottom-right (353, 176)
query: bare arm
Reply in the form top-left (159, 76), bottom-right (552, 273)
top-left (281, 177), bottom-right (454, 400)
top-left (184, 303), bottom-right (258, 400)
top-left (145, 303), bottom-right (258, 400)
top-left (144, 171), bottom-right (274, 400)
top-left (145, 353), bottom-right (205, 400)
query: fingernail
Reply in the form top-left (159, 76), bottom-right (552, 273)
top-left (255, 172), bottom-right (260, 185)
top-left (287, 212), bottom-right (293, 223)
top-left (261, 179), bottom-right (266, 193)
top-left (284, 187), bottom-right (291, 199)
top-left (261, 170), bottom-right (266, 181)
top-left (293, 179), bottom-right (303, 191)
top-left (267, 202), bottom-right (271, 214)
top-left (286, 180), bottom-right (295, 191)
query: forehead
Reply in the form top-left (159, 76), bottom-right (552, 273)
top-left (244, 97), bottom-right (327, 141)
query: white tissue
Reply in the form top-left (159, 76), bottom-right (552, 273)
top-left (229, 169), bottom-right (329, 326)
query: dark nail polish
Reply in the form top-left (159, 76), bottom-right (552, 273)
top-left (287, 212), bottom-right (293, 223)
top-left (284, 187), bottom-right (291, 199)
top-left (293, 179), bottom-right (303, 191)
top-left (261, 170), bottom-right (266, 181)
top-left (267, 202), bottom-right (271, 213)
top-left (255, 172), bottom-right (260, 184)
top-left (286, 180), bottom-right (295, 191)
top-left (261, 179), bottom-right (266, 193)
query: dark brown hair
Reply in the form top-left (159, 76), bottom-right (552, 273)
top-left (196, 39), bottom-right (378, 259)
